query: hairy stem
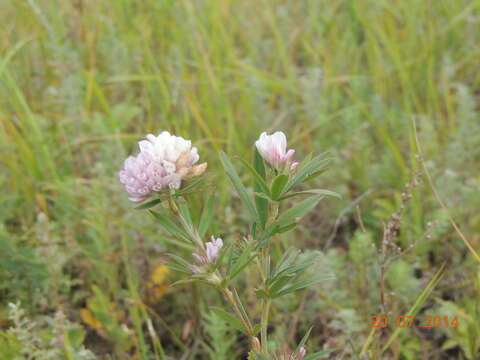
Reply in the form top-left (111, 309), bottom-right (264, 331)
top-left (222, 288), bottom-right (253, 335)
top-left (261, 299), bottom-right (271, 354)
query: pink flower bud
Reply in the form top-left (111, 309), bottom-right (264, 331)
top-left (191, 236), bottom-right (224, 272)
top-left (255, 131), bottom-right (297, 168)
top-left (298, 347), bottom-right (307, 359)
top-left (205, 236), bottom-right (223, 263)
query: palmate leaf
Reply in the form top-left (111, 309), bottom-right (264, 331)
top-left (220, 151), bottom-right (257, 220)
top-left (273, 274), bottom-right (335, 298)
top-left (226, 241), bottom-right (257, 283)
top-left (267, 248), bottom-right (300, 284)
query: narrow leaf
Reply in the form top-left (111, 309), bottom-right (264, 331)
top-left (198, 192), bottom-right (215, 237)
top-left (165, 263), bottom-right (193, 275)
top-left (278, 189), bottom-right (340, 201)
top-left (283, 155), bottom-right (330, 194)
top-left (274, 275), bottom-right (335, 298)
top-left (380, 263), bottom-right (447, 354)
top-left (238, 157), bottom-right (270, 196)
top-left (270, 174), bottom-right (289, 200)
top-left (294, 326), bottom-right (313, 354)
top-left (220, 151), bottom-right (257, 219)
top-left (176, 198), bottom-right (193, 230)
top-left (277, 196), bottom-right (323, 223)
top-left (210, 307), bottom-right (246, 334)
top-left (149, 210), bottom-right (191, 243)
top-left (135, 198), bottom-right (162, 210)
top-left (304, 350), bottom-right (337, 360)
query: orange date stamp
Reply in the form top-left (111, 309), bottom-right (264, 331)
top-left (370, 315), bottom-right (459, 328)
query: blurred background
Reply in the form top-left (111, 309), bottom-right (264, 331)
top-left (1, 0), bottom-right (479, 359)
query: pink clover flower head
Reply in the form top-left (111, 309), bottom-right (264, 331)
top-left (205, 236), bottom-right (223, 263)
top-left (191, 236), bottom-right (224, 270)
top-left (119, 131), bottom-right (207, 202)
top-left (255, 131), bottom-right (297, 170)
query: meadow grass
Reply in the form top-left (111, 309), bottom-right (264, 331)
top-left (1, 0), bottom-right (479, 359)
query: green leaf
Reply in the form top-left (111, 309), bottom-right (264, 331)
top-left (210, 307), bottom-right (247, 334)
top-left (232, 288), bottom-right (254, 333)
top-left (149, 210), bottom-right (192, 243)
top-left (251, 351), bottom-right (269, 360)
top-left (135, 198), bottom-right (162, 210)
top-left (169, 278), bottom-right (196, 287)
top-left (268, 275), bottom-right (293, 296)
top-left (304, 350), bottom-right (337, 360)
top-left (274, 222), bottom-right (297, 234)
top-left (220, 151), bottom-right (257, 220)
top-left (379, 263), bottom-right (447, 354)
top-left (274, 274), bottom-right (335, 298)
top-left (302, 167), bottom-right (330, 183)
top-left (238, 157), bottom-right (270, 196)
top-left (283, 155), bottom-right (330, 194)
top-left (176, 197), bottom-right (193, 230)
top-left (227, 242), bottom-right (257, 282)
top-left (255, 288), bottom-right (270, 299)
top-left (270, 174), bottom-right (289, 200)
top-left (278, 189), bottom-right (340, 201)
top-left (268, 249), bottom-right (300, 283)
top-left (277, 195), bottom-right (323, 223)
top-left (252, 149), bottom-right (269, 230)
top-left (165, 263), bottom-right (194, 275)
top-left (294, 326), bottom-right (313, 354)
top-left (198, 192), bottom-right (215, 237)
top-left (175, 177), bottom-right (205, 195)
top-left (253, 148), bottom-right (266, 179)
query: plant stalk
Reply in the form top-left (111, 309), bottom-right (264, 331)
top-left (261, 299), bottom-right (271, 354)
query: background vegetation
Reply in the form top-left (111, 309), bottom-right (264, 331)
top-left (1, 0), bottom-right (479, 359)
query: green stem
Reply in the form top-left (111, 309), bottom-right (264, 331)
top-left (261, 299), bottom-right (271, 354)
top-left (222, 288), bottom-right (253, 335)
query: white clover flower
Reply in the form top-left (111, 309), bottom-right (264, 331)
top-left (255, 131), bottom-right (298, 169)
top-left (119, 131), bottom-right (207, 202)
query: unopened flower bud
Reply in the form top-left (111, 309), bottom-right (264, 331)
top-left (255, 131), bottom-right (297, 169)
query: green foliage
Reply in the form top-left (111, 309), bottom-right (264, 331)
top-left (428, 298), bottom-right (480, 359)
top-left (202, 310), bottom-right (237, 360)
top-left (386, 260), bottom-right (421, 303)
top-left (0, 225), bottom-right (49, 303)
